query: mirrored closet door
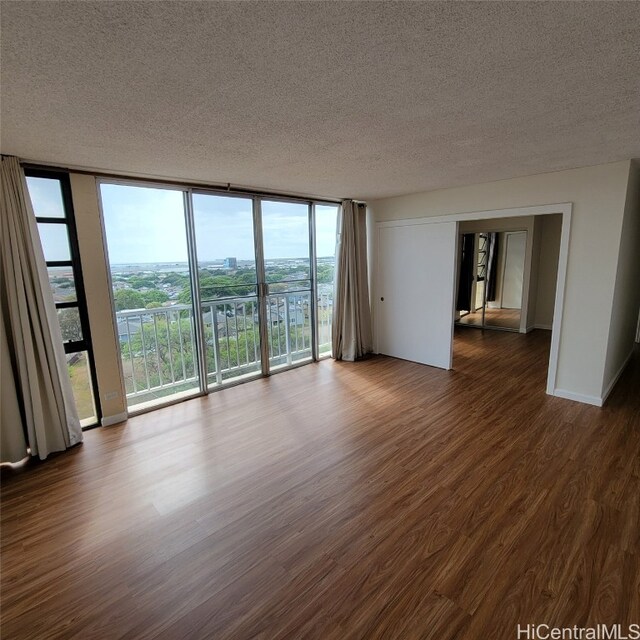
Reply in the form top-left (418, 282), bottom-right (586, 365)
top-left (455, 230), bottom-right (526, 332)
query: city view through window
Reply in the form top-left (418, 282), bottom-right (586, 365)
top-left (100, 184), bottom-right (338, 410)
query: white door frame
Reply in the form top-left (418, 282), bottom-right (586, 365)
top-left (374, 203), bottom-right (572, 397)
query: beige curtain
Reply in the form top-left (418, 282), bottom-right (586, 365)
top-left (1, 156), bottom-right (82, 463)
top-left (332, 200), bottom-right (373, 361)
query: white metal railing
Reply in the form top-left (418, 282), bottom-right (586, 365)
top-left (116, 291), bottom-right (333, 404)
top-left (200, 297), bottom-right (261, 385)
top-left (266, 291), bottom-right (313, 367)
top-left (117, 305), bottom-right (198, 401)
top-left (317, 291), bottom-right (332, 356)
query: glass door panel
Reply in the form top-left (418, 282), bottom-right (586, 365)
top-left (261, 200), bottom-right (313, 368)
top-left (485, 231), bottom-right (525, 331)
top-left (314, 204), bottom-right (339, 357)
top-left (192, 194), bottom-right (261, 386)
top-left (100, 183), bottom-right (200, 410)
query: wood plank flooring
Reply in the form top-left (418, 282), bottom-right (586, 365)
top-left (457, 308), bottom-right (521, 330)
top-left (2, 328), bottom-right (639, 639)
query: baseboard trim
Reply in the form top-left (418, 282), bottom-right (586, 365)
top-left (101, 411), bottom-right (128, 427)
top-left (600, 349), bottom-right (634, 406)
top-left (552, 388), bottom-right (603, 407)
top-left (526, 324), bottom-right (552, 333)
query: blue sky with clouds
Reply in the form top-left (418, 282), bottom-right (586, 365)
top-left (28, 179), bottom-right (338, 264)
top-left (100, 184), bottom-right (338, 263)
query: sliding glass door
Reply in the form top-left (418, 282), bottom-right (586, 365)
top-left (314, 203), bottom-right (339, 357)
top-left (100, 181), bottom-right (337, 412)
top-left (100, 184), bottom-right (201, 410)
top-left (261, 200), bottom-right (313, 368)
top-left (192, 194), bottom-right (261, 386)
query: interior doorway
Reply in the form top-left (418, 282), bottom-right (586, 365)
top-left (374, 203), bottom-right (570, 396)
top-left (455, 229), bottom-right (527, 332)
top-left (453, 213), bottom-right (564, 378)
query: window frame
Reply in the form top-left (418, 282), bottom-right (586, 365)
top-left (25, 167), bottom-right (102, 428)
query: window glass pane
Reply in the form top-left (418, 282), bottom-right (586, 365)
top-left (261, 200), bottom-right (310, 283)
top-left (315, 204), bottom-right (338, 284)
top-left (57, 307), bottom-right (83, 342)
top-left (192, 194), bottom-right (257, 300)
top-left (267, 280), bottom-right (311, 294)
top-left (67, 351), bottom-right (97, 426)
top-left (37, 223), bottom-right (71, 261)
top-left (100, 183), bottom-right (200, 410)
top-left (26, 177), bottom-right (66, 218)
top-left (48, 266), bottom-right (77, 303)
top-left (315, 204), bottom-right (338, 357)
top-left (261, 201), bottom-right (312, 368)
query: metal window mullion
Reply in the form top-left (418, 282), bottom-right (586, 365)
top-left (184, 189), bottom-right (207, 394)
top-left (253, 197), bottom-right (269, 376)
top-left (309, 202), bottom-right (318, 361)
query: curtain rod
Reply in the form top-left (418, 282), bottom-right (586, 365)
top-left (19, 160), bottom-right (347, 205)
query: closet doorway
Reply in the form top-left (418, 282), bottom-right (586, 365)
top-left (455, 230), bottom-right (527, 332)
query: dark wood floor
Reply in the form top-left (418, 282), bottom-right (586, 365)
top-left (2, 328), bottom-right (639, 639)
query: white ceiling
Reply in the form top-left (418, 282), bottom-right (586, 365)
top-left (2, 1), bottom-right (639, 200)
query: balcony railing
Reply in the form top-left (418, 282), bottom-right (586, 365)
top-left (116, 291), bottom-right (333, 407)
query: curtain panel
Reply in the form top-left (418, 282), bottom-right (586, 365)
top-left (331, 200), bottom-right (373, 361)
top-left (1, 156), bottom-right (82, 463)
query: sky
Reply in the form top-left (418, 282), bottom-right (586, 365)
top-left (27, 176), bottom-right (72, 261)
top-left (93, 184), bottom-right (339, 264)
top-left (28, 178), bottom-right (338, 266)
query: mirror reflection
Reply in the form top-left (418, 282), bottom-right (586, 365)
top-left (455, 230), bottom-right (526, 332)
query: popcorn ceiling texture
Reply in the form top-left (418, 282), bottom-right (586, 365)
top-left (1, 1), bottom-right (639, 199)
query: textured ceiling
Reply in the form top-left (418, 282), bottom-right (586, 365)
top-left (2, 1), bottom-right (639, 200)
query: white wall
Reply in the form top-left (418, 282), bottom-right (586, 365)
top-left (533, 214), bottom-right (562, 330)
top-left (602, 160), bottom-right (640, 399)
top-left (370, 161), bottom-right (631, 403)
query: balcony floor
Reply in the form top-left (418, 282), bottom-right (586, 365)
top-left (2, 328), bottom-right (639, 639)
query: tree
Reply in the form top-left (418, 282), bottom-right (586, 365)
top-left (178, 273), bottom-right (254, 304)
top-left (317, 264), bottom-right (334, 284)
top-left (114, 289), bottom-right (144, 311)
top-left (162, 272), bottom-right (189, 286)
top-left (143, 290), bottom-right (169, 307)
top-left (128, 275), bottom-right (158, 289)
top-left (58, 308), bottom-right (83, 342)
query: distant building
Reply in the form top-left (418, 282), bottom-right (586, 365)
top-left (223, 257), bottom-right (237, 269)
